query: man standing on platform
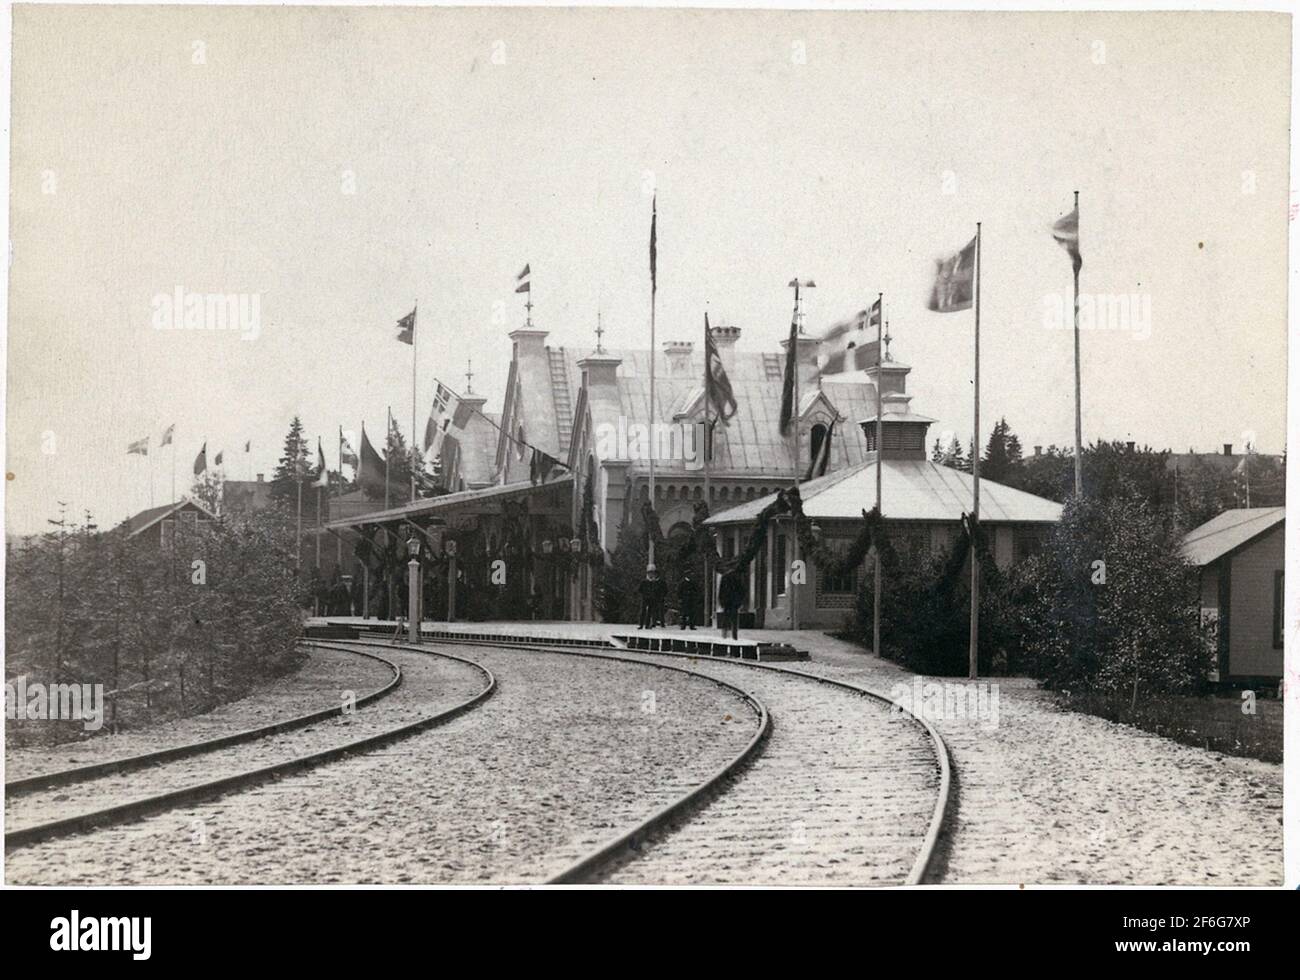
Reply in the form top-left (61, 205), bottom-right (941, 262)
top-left (677, 571), bottom-right (700, 630)
top-left (718, 565), bottom-right (745, 641)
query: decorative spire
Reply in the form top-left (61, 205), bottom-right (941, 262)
top-left (594, 309), bottom-right (606, 354)
top-left (465, 358), bottom-right (474, 394)
top-left (883, 320), bottom-right (893, 361)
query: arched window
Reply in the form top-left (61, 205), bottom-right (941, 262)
top-left (809, 423), bottom-right (829, 467)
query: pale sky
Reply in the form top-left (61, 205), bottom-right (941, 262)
top-left (5, 7), bottom-right (1290, 535)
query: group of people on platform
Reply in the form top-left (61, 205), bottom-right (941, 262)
top-left (636, 565), bottom-right (748, 639)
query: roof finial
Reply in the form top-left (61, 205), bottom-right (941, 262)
top-left (594, 309), bottom-right (606, 354)
top-left (465, 358), bottom-right (474, 394)
top-left (883, 319), bottom-right (893, 361)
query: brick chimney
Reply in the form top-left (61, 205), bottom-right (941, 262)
top-left (663, 340), bottom-right (694, 378)
top-left (710, 323), bottom-right (740, 373)
top-left (1223, 443), bottom-right (1233, 456)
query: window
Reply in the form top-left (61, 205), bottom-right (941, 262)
top-left (817, 544), bottom-right (858, 595)
top-left (1013, 526), bottom-right (1044, 564)
top-left (1274, 570), bottom-right (1284, 649)
top-left (773, 534), bottom-right (787, 597)
top-left (809, 423), bottom-right (828, 468)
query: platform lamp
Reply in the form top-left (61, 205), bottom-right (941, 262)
top-left (406, 533), bottom-right (422, 644)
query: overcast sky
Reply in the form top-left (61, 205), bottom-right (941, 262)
top-left (6, 7), bottom-right (1290, 535)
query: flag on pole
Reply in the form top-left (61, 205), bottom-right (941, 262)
top-left (928, 236), bottom-right (977, 313)
top-left (359, 425), bottom-right (387, 496)
top-left (819, 299), bottom-right (882, 374)
top-left (244, 440), bottom-right (251, 453)
top-left (160, 424), bottom-right (175, 448)
top-left (804, 418), bottom-right (836, 480)
top-left (395, 307), bottom-right (416, 345)
top-left (424, 380), bottom-right (469, 454)
top-left (127, 436), bottom-right (149, 456)
top-left (214, 450), bottom-right (224, 466)
top-left (312, 438), bottom-right (329, 487)
top-left (530, 449), bottom-right (560, 486)
top-left (1051, 205), bottom-right (1082, 272)
top-left (193, 443), bottom-right (207, 475)
top-left (515, 264), bottom-right (531, 293)
top-left (649, 196), bottom-right (657, 294)
top-left (339, 429), bottom-right (358, 471)
top-left (704, 313), bottom-right (737, 423)
top-left (779, 305), bottom-right (799, 436)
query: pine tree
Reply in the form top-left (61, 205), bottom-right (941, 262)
top-left (270, 417), bottom-right (311, 506)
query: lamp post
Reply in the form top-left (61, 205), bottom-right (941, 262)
top-left (445, 538), bottom-right (458, 623)
top-left (406, 533), bottom-right (422, 644)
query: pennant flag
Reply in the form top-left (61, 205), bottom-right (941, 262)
top-left (819, 299), bottom-right (882, 374)
top-left (214, 450), bottom-right (224, 466)
top-left (515, 264), bottom-right (531, 294)
top-left (704, 313), bottom-right (737, 423)
top-left (159, 424), bottom-right (175, 448)
top-left (530, 449), bottom-right (559, 486)
top-left (1052, 205), bottom-right (1081, 272)
top-left (193, 442), bottom-right (207, 475)
top-left (779, 306), bottom-right (799, 436)
top-left (127, 436), bottom-right (149, 456)
top-left (339, 428), bottom-right (358, 470)
top-left (649, 196), bottom-right (657, 294)
top-left (312, 438), bottom-right (329, 487)
top-left (395, 307), bottom-right (416, 345)
top-left (359, 425), bottom-right (388, 497)
top-left (244, 440), bottom-right (251, 453)
top-left (928, 236), bottom-right (977, 313)
top-left (804, 418), bottom-right (836, 481)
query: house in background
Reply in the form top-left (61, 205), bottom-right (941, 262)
top-left (1182, 507), bottom-right (1285, 685)
top-left (116, 499), bottom-right (218, 550)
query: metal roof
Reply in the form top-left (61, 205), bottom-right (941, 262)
top-left (1181, 507), bottom-right (1284, 567)
top-left (705, 459), bottom-right (1064, 525)
top-left (324, 475), bottom-right (572, 530)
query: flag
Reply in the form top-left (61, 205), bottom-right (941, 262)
top-left (214, 450), bottom-right (224, 466)
top-left (779, 305), bottom-right (799, 436)
top-left (244, 440), bottom-right (251, 453)
top-left (530, 449), bottom-right (559, 486)
top-left (515, 423), bottom-right (527, 461)
top-left (439, 432), bottom-right (462, 491)
top-left (804, 419), bottom-right (836, 481)
top-left (312, 438), bottom-right (329, 487)
top-left (339, 428), bottom-right (358, 470)
top-left (423, 380), bottom-right (467, 454)
top-left (159, 424), bottom-right (175, 448)
top-left (395, 307), bottom-right (416, 345)
top-left (649, 195), bottom-right (657, 294)
top-left (515, 264), bottom-right (531, 293)
top-left (1052, 205), bottom-right (1081, 273)
top-left (359, 425), bottom-right (388, 496)
top-left (127, 436), bottom-right (149, 456)
top-left (704, 312), bottom-right (737, 423)
top-left (928, 237), bottom-right (977, 313)
top-left (193, 442), bottom-right (207, 475)
top-left (819, 299), bottom-right (882, 374)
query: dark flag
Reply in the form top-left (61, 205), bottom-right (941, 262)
top-left (339, 428), bottom-right (358, 470)
top-left (778, 307), bottom-right (799, 436)
top-left (804, 418), bottom-right (836, 480)
top-left (359, 425), bottom-right (388, 496)
top-left (649, 195), bottom-right (657, 295)
top-left (1052, 205), bottom-right (1081, 272)
top-left (515, 264), bottom-right (531, 293)
top-left (704, 312), bottom-right (737, 423)
top-left (193, 442), bottom-right (207, 475)
top-left (312, 438), bottom-right (329, 488)
top-left (928, 236), bottom-right (977, 313)
top-left (214, 450), bottom-right (224, 466)
top-left (127, 436), bottom-right (149, 456)
top-left (395, 308), bottom-right (416, 345)
top-left (160, 424), bottom-right (175, 448)
top-left (244, 440), bottom-right (251, 453)
top-left (530, 449), bottom-right (559, 486)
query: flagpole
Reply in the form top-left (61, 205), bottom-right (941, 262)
top-left (873, 292), bottom-right (883, 661)
top-left (791, 281), bottom-right (801, 634)
top-left (411, 301), bottom-right (418, 503)
top-left (970, 222), bottom-right (982, 681)
top-left (647, 197), bottom-right (657, 573)
top-left (1071, 190), bottom-right (1083, 496)
top-left (703, 311), bottom-right (713, 626)
top-left (385, 406), bottom-right (392, 511)
top-left (171, 436), bottom-right (176, 504)
top-left (337, 426), bottom-right (344, 572)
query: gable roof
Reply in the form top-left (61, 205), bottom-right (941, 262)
top-left (706, 458), bottom-right (1064, 525)
top-left (118, 499), bottom-right (218, 538)
top-left (1181, 507), bottom-right (1284, 567)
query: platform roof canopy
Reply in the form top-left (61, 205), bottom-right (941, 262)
top-left (323, 475), bottom-right (573, 531)
top-left (705, 458), bottom-right (1064, 525)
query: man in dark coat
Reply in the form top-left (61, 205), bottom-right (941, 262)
top-left (718, 565), bottom-right (746, 640)
top-left (638, 567), bottom-right (666, 629)
top-left (677, 572), bottom-right (700, 630)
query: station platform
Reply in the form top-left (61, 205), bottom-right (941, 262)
top-left (304, 617), bottom-right (811, 662)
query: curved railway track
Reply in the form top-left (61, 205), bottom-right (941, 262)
top-left (349, 636), bottom-right (951, 885)
top-left (4, 642), bottom-right (495, 851)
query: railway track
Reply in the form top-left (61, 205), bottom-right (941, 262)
top-left (347, 637), bottom-right (951, 886)
top-left (4, 641), bottom-right (494, 850)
